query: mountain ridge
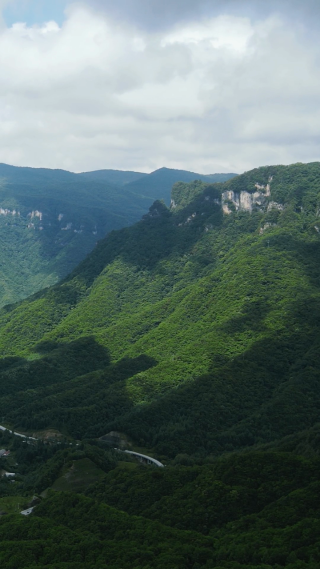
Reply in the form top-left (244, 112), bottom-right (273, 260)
top-left (0, 163), bottom-right (235, 306)
top-left (0, 161), bottom-right (319, 455)
top-left (0, 161), bottom-right (319, 567)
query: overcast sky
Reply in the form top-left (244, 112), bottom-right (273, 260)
top-left (0, 0), bottom-right (319, 174)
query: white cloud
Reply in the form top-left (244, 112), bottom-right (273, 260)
top-left (0, 3), bottom-right (319, 174)
top-left (162, 15), bottom-right (254, 53)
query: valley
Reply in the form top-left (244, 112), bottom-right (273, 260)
top-left (0, 163), bottom-right (235, 307)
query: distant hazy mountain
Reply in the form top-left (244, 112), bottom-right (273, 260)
top-left (123, 167), bottom-right (237, 203)
top-left (0, 163), bottom-right (152, 306)
top-left (77, 166), bottom-right (237, 202)
top-left (78, 169), bottom-right (148, 186)
top-left (0, 163), bottom-right (233, 306)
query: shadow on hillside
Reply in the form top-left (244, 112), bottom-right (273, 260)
top-left (3, 294), bottom-right (320, 456)
top-left (2, 350), bottom-right (157, 439)
top-left (0, 337), bottom-right (111, 399)
top-left (268, 232), bottom-right (320, 288)
top-left (98, 293), bottom-right (320, 458)
top-left (0, 356), bottom-right (26, 372)
top-left (0, 174), bottom-right (152, 297)
top-left (219, 299), bottom-right (270, 334)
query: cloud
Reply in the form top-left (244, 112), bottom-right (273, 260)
top-left (0, 2), bottom-right (319, 174)
top-left (86, 0), bottom-right (320, 31)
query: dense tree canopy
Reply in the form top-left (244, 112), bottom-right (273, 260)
top-left (0, 162), bottom-right (319, 566)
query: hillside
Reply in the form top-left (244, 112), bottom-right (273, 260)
top-left (0, 162), bottom-right (318, 452)
top-left (0, 164), bottom-right (233, 307)
top-left (0, 163), bottom-right (152, 306)
top-left (0, 161), bottom-right (320, 566)
top-left (78, 168), bottom-right (148, 185)
top-left (1, 447), bottom-right (320, 568)
top-left (123, 167), bottom-right (236, 203)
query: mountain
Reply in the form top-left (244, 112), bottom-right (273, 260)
top-left (0, 163), bottom-right (152, 306)
top-left (123, 166), bottom-right (237, 203)
top-left (77, 169), bottom-right (148, 186)
top-left (78, 166), bottom-right (237, 203)
top-left (0, 163), bottom-right (232, 307)
top-left (0, 161), bottom-right (318, 451)
top-left (0, 161), bottom-right (319, 566)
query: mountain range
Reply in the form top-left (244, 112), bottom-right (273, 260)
top-left (0, 163), bottom-right (235, 306)
top-left (0, 161), bottom-right (319, 567)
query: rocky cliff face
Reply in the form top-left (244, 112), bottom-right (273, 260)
top-left (170, 174), bottom-right (285, 222)
top-left (221, 178), bottom-right (272, 214)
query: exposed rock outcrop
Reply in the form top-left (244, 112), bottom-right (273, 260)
top-left (221, 180), bottom-right (272, 215)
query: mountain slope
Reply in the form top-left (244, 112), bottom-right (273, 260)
top-left (0, 161), bottom-right (320, 567)
top-left (1, 449), bottom-right (320, 568)
top-left (123, 166), bottom-right (237, 203)
top-left (0, 162), bottom-right (319, 460)
top-left (0, 164), bottom-right (232, 307)
top-left (77, 168), bottom-right (148, 186)
top-left (0, 163), bottom-right (153, 306)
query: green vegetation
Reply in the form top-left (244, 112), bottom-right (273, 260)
top-left (0, 164), bottom-right (235, 307)
top-left (0, 163), bottom-right (150, 306)
top-left (0, 161), bottom-right (319, 565)
top-left (0, 162), bottom-right (319, 455)
top-left (0, 496), bottom-right (27, 514)
top-left (123, 166), bottom-right (236, 204)
top-left (78, 168), bottom-right (148, 185)
top-left (0, 448), bottom-right (320, 567)
top-left (51, 458), bottom-right (107, 492)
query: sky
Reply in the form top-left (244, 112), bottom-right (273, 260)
top-left (0, 0), bottom-right (319, 174)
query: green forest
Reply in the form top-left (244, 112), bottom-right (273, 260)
top-left (0, 163), bottom-right (234, 306)
top-left (0, 161), bottom-right (319, 567)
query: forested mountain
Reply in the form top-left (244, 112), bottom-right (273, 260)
top-left (79, 165), bottom-right (236, 202)
top-left (0, 163), bottom-right (234, 307)
top-left (0, 161), bottom-right (319, 567)
top-left (77, 168), bottom-right (148, 186)
top-left (123, 166), bottom-right (236, 203)
top-left (0, 161), bottom-right (319, 452)
top-left (0, 163), bottom-right (149, 306)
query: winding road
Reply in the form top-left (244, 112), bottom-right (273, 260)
top-left (0, 426), bottom-right (164, 467)
top-left (0, 425), bottom-right (37, 440)
top-left (115, 448), bottom-right (164, 467)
